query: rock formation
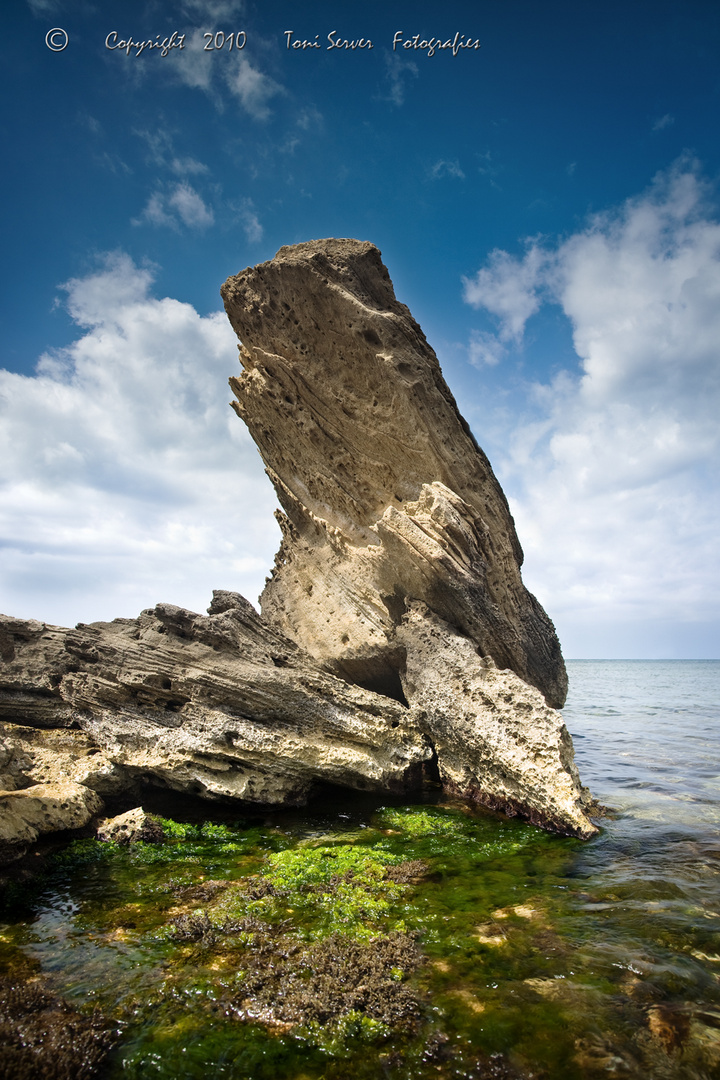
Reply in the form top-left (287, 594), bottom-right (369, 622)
top-left (0, 595), bottom-right (428, 858)
top-left (221, 239), bottom-right (567, 709)
top-left (221, 239), bottom-right (593, 835)
top-left (0, 239), bottom-right (598, 858)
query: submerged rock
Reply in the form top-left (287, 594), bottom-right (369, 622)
top-left (0, 977), bottom-right (115, 1079)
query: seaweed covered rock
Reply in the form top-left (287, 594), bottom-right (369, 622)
top-left (221, 239), bottom-right (595, 837)
top-left (222, 931), bottom-right (423, 1030)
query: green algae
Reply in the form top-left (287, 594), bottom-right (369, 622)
top-left (208, 843), bottom-right (411, 941)
top-left (1, 801), bottom-right (719, 1080)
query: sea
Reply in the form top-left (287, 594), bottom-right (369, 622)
top-left (0, 659), bottom-right (718, 1079)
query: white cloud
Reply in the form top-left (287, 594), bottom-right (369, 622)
top-left (135, 127), bottom-right (209, 176)
top-left (233, 197), bottom-right (263, 242)
top-left (463, 244), bottom-right (546, 342)
top-left (429, 160), bottom-right (465, 181)
top-left (156, 27), bottom-right (287, 125)
top-left (462, 162), bottom-right (720, 655)
top-left (171, 156), bottom-right (209, 176)
top-left (382, 54), bottom-right (418, 107)
top-left (0, 254), bottom-right (278, 626)
top-left (138, 191), bottom-right (176, 228)
top-left (162, 31), bottom-right (216, 94)
top-left (653, 113), bottom-right (675, 131)
top-left (135, 182), bottom-right (214, 230)
top-left (180, 0), bottom-right (245, 19)
top-left (26, 0), bottom-right (59, 13)
top-left (225, 57), bottom-right (283, 120)
top-left (468, 330), bottom-right (505, 368)
top-left (168, 181), bottom-right (215, 227)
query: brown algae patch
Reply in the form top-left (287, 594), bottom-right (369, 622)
top-left (0, 977), bottom-right (115, 1080)
top-left (215, 931), bottom-right (423, 1031)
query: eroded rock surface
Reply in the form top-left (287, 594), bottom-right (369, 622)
top-left (0, 594), bottom-right (429, 851)
top-left (221, 239), bottom-right (595, 837)
top-left (0, 781), bottom-right (102, 848)
top-left (0, 240), bottom-right (597, 846)
top-left (222, 239), bottom-right (566, 708)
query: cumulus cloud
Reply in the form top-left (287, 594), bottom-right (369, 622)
top-left (463, 161), bottom-right (720, 655)
top-left (135, 182), bottom-right (214, 229)
top-left (463, 245), bottom-right (546, 343)
top-left (0, 253), bottom-right (278, 625)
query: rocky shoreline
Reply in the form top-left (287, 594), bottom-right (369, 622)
top-left (1, 240), bottom-right (598, 862)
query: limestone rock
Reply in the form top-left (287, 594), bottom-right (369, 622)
top-left (0, 241), bottom-right (597, 843)
top-left (221, 239), bottom-right (566, 708)
top-left (96, 807), bottom-right (165, 844)
top-left (221, 239), bottom-right (595, 837)
top-left (0, 721), bottom-right (124, 796)
top-left (0, 781), bottom-right (103, 861)
top-left (0, 595), bottom-right (430, 811)
top-left (398, 603), bottom-right (595, 837)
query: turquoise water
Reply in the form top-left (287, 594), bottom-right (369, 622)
top-left (1, 660), bottom-right (719, 1079)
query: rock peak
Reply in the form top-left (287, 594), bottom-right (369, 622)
top-left (222, 239), bottom-right (594, 837)
top-left (222, 238), bottom-right (566, 708)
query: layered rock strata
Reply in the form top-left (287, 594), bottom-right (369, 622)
top-left (221, 239), bottom-right (594, 837)
top-left (221, 239), bottom-right (566, 709)
top-left (0, 595), bottom-right (429, 858)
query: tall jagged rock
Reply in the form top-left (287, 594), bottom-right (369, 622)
top-left (221, 239), bottom-right (595, 837)
top-left (221, 239), bottom-right (566, 708)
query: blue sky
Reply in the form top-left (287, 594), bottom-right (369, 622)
top-left (2, 0), bottom-right (719, 658)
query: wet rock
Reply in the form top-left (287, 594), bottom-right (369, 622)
top-left (96, 807), bottom-right (165, 844)
top-left (222, 931), bottom-right (423, 1030)
top-left (167, 912), bottom-right (217, 946)
top-left (0, 782), bottom-right (103, 864)
top-left (399, 602), bottom-right (596, 837)
top-left (386, 859), bottom-right (430, 884)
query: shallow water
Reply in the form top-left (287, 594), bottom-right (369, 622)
top-left (1, 660), bottom-right (719, 1079)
